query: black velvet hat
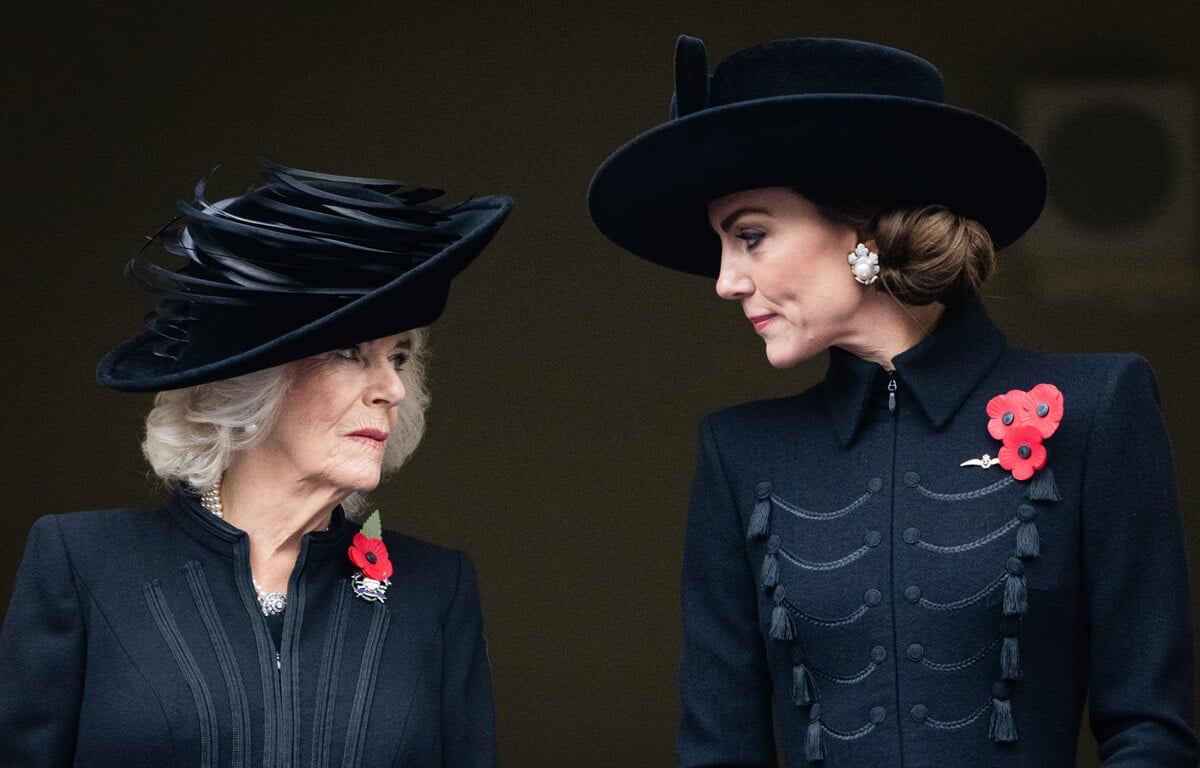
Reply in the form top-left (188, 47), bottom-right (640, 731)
top-left (588, 36), bottom-right (1047, 277)
top-left (96, 163), bottom-right (512, 392)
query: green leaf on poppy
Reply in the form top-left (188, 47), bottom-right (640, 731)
top-left (361, 510), bottom-right (382, 541)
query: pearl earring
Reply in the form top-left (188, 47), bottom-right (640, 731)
top-left (848, 243), bottom-right (880, 285)
top-left (243, 423), bottom-right (259, 435)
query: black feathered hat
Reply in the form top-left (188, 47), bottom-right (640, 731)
top-left (97, 163), bottom-right (512, 392)
top-left (588, 36), bottom-right (1047, 277)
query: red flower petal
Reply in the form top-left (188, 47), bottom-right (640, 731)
top-left (986, 390), bottom-right (1025, 441)
top-left (349, 533), bottom-right (392, 577)
top-left (1027, 441), bottom-right (1047, 471)
top-left (1020, 384), bottom-right (1064, 439)
top-left (998, 425), bottom-right (1046, 481)
top-left (363, 556), bottom-right (393, 581)
top-left (985, 391), bottom-right (1018, 417)
top-left (349, 533), bottom-right (369, 568)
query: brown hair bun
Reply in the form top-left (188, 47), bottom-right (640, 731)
top-left (809, 192), bottom-right (996, 306)
top-left (873, 206), bottom-right (996, 306)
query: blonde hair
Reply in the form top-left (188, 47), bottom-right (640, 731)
top-left (142, 328), bottom-right (430, 518)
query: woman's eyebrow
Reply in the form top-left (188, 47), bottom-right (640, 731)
top-left (720, 206), bottom-right (771, 232)
top-left (392, 338), bottom-right (413, 351)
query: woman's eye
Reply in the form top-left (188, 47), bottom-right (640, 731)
top-left (390, 355), bottom-right (409, 372)
top-left (737, 230), bottom-right (765, 249)
top-left (333, 347), bottom-right (360, 361)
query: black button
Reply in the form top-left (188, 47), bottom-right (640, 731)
top-left (1007, 557), bottom-right (1025, 575)
top-left (868, 477), bottom-right (884, 493)
top-left (755, 482), bottom-right (772, 499)
top-left (906, 643), bottom-right (925, 661)
top-left (773, 586), bottom-right (787, 603)
top-left (1018, 444), bottom-right (1032, 459)
top-left (809, 702), bottom-right (822, 721)
top-left (871, 646), bottom-right (887, 663)
top-left (903, 527), bottom-right (920, 544)
top-left (864, 531), bottom-right (882, 547)
top-left (992, 681), bottom-right (1010, 699)
top-left (870, 706), bottom-right (886, 724)
top-left (864, 589), bottom-right (882, 606)
top-left (904, 586), bottom-right (922, 603)
top-left (904, 471), bottom-right (920, 488)
top-left (911, 704), bottom-right (928, 723)
top-left (767, 535), bottom-right (781, 553)
top-left (1002, 411), bottom-right (1015, 426)
top-left (1036, 403), bottom-right (1050, 417)
top-left (1017, 504), bottom-right (1038, 521)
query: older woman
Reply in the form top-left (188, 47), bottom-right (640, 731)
top-left (589, 37), bottom-right (1198, 767)
top-left (0, 164), bottom-right (511, 767)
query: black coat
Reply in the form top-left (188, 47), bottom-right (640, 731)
top-left (678, 299), bottom-right (1198, 767)
top-left (0, 494), bottom-right (494, 767)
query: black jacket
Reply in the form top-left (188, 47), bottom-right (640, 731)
top-left (678, 299), bottom-right (1198, 767)
top-left (0, 494), bottom-right (494, 767)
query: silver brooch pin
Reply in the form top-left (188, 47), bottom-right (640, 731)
top-left (960, 453), bottom-right (1000, 469)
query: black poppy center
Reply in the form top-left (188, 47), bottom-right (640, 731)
top-left (1002, 412), bottom-right (1015, 425)
top-left (365, 552), bottom-right (378, 564)
top-left (1036, 403), bottom-right (1050, 417)
top-left (1018, 445), bottom-right (1032, 459)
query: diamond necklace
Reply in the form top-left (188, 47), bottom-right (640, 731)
top-left (199, 479), bottom-right (287, 616)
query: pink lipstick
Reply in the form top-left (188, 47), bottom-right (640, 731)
top-left (748, 313), bottom-right (776, 333)
top-left (348, 429), bottom-right (388, 448)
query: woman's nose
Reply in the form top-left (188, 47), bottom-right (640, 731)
top-left (369, 363), bottom-right (406, 406)
top-left (715, 254), bottom-right (753, 300)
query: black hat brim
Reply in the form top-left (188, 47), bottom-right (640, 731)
top-left (588, 94), bottom-right (1046, 277)
top-left (96, 195), bottom-right (512, 392)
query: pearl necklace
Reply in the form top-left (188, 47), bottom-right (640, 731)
top-left (199, 480), bottom-right (287, 617)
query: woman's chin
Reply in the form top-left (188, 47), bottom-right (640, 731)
top-left (764, 342), bottom-right (810, 370)
top-left (352, 475), bottom-right (383, 494)
top-left (332, 467), bottom-right (384, 495)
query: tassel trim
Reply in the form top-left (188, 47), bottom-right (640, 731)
top-left (988, 697), bottom-right (1018, 743)
top-left (792, 663), bottom-right (817, 706)
top-left (1000, 636), bottom-right (1022, 680)
top-left (770, 604), bottom-right (795, 641)
top-left (805, 705), bottom-right (824, 763)
top-left (747, 498), bottom-right (770, 540)
top-left (1003, 573), bottom-right (1027, 616)
top-left (1026, 468), bottom-right (1061, 502)
top-left (1015, 521), bottom-right (1040, 558)
top-left (761, 552), bottom-right (779, 590)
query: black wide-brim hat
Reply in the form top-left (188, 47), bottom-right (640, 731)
top-left (588, 36), bottom-right (1047, 277)
top-left (97, 163), bottom-right (512, 392)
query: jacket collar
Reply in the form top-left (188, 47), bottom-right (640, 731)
top-left (168, 491), bottom-right (357, 561)
top-left (822, 297), bottom-right (1006, 447)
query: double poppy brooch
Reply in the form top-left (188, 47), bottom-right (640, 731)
top-left (963, 383), bottom-right (1064, 483)
top-left (348, 510), bottom-right (392, 603)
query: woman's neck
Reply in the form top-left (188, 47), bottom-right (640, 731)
top-left (216, 454), bottom-right (348, 591)
top-left (838, 294), bottom-right (945, 371)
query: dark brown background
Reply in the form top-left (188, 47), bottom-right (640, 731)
top-left (3, 3), bottom-right (1198, 765)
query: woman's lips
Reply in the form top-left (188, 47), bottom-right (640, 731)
top-left (748, 313), bottom-right (776, 333)
top-left (348, 429), bottom-right (388, 448)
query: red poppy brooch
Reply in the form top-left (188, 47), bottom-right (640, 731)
top-left (967, 383), bottom-right (1064, 481)
top-left (348, 510), bottom-right (392, 603)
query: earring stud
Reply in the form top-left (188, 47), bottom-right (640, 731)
top-left (848, 243), bottom-right (880, 285)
